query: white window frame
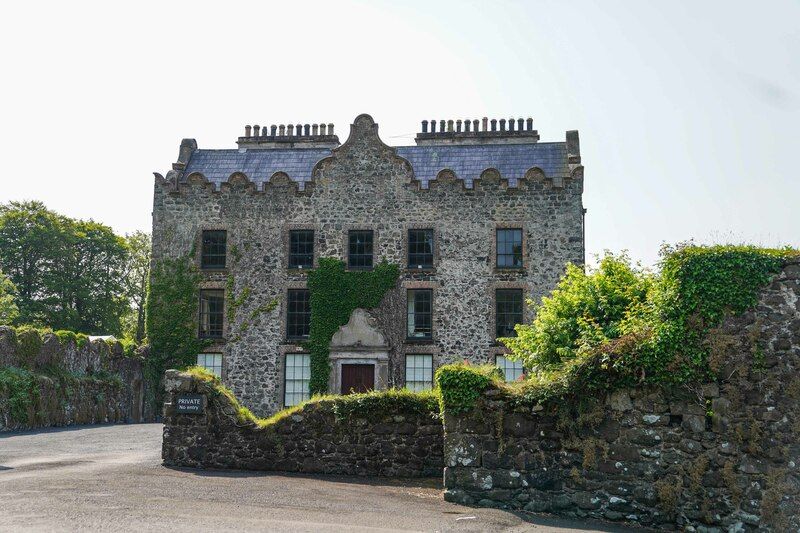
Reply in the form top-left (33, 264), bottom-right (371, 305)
top-left (496, 354), bottom-right (524, 382)
top-left (284, 353), bottom-right (311, 407)
top-left (196, 353), bottom-right (223, 377)
top-left (405, 354), bottom-right (433, 392)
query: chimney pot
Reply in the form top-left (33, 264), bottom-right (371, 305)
top-left (304, 124), bottom-right (310, 136)
top-left (270, 125), bottom-right (277, 136)
top-left (456, 119), bottom-right (462, 132)
top-left (287, 124), bottom-right (294, 136)
top-left (312, 124), bottom-right (319, 135)
top-left (464, 119), bottom-right (471, 133)
top-left (294, 124), bottom-right (301, 136)
top-left (245, 125), bottom-right (252, 137)
top-left (279, 125), bottom-right (286, 136)
top-left (253, 125), bottom-right (261, 136)
top-left (320, 124), bottom-right (326, 135)
top-left (447, 119), bottom-right (454, 132)
top-left (421, 120), bottom-right (428, 133)
top-left (473, 119), bottom-right (479, 132)
top-left (430, 120), bottom-right (436, 133)
top-left (328, 123), bottom-right (334, 135)
top-left (439, 120), bottom-right (446, 133)
top-left (499, 119), bottom-right (506, 132)
top-left (508, 118), bottom-right (514, 132)
top-left (482, 117), bottom-right (488, 132)
top-left (490, 119), bottom-right (497, 132)
top-left (517, 118), bottom-right (524, 132)
top-left (526, 118), bottom-right (533, 131)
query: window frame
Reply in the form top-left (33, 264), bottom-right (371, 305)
top-left (404, 354), bottom-right (434, 392)
top-left (283, 353), bottom-right (311, 407)
top-left (407, 228), bottom-right (434, 269)
top-left (406, 288), bottom-right (433, 341)
top-left (288, 229), bottom-right (315, 270)
top-left (200, 230), bottom-right (227, 270)
top-left (198, 289), bottom-right (225, 339)
top-left (495, 354), bottom-right (524, 382)
top-left (495, 288), bottom-right (524, 339)
top-left (495, 228), bottom-right (524, 269)
top-left (347, 230), bottom-right (374, 270)
top-left (196, 353), bottom-right (223, 378)
top-left (286, 289), bottom-right (311, 340)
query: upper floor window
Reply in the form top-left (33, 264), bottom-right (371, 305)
top-left (286, 289), bottom-right (311, 340)
top-left (201, 230), bottom-right (227, 269)
top-left (496, 354), bottom-right (524, 382)
top-left (407, 289), bottom-right (432, 340)
top-left (408, 229), bottom-right (434, 269)
top-left (496, 288), bottom-right (523, 338)
top-left (405, 354), bottom-right (433, 392)
top-left (196, 353), bottom-right (223, 378)
top-left (289, 230), bottom-right (314, 269)
top-left (496, 228), bottom-right (523, 269)
top-left (348, 230), bottom-right (374, 269)
top-left (199, 289), bottom-right (224, 338)
top-left (284, 353), bottom-right (311, 407)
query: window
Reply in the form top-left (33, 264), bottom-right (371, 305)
top-left (408, 229), bottom-right (434, 268)
top-left (289, 230), bottom-right (314, 269)
top-left (496, 228), bottom-right (523, 268)
top-left (348, 230), bottom-right (374, 269)
top-left (407, 289), bottom-right (432, 340)
top-left (284, 353), bottom-right (310, 406)
top-left (287, 289), bottom-right (311, 339)
top-left (496, 289), bottom-right (523, 338)
top-left (201, 230), bottom-right (227, 269)
top-left (405, 354), bottom-right (433, 392)
top-left (196, 353), bottom-right (223, 377)
top-left (199, 290), bottom-right (224, 338)
top-left (496, 355), bottom-right (524, 382)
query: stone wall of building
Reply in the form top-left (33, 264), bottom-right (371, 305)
top-left (161, 369), bottom-right (443, 477)
top-left (442, 262), bottom-right (800, 531)
top-left (0, 327), bottom-right (148, 431)
top-left (151, 114), bottom-right (585, 416)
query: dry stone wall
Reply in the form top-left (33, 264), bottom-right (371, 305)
top-left (0, 327), bottom-right (148, 431)
top-left (152, 114), bottom-right (584, 416)
top-left (442, 263), bottom-right (800, 531)
top-left (161, 370), bottom-right (443, 477)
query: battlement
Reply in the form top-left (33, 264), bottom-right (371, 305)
top-left (237, 122), bottom-right (340, 149)
top-left (415, 117), bottom-right (540, 146)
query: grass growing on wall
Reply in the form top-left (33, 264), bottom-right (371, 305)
top-left (305, 258), bottom-right (398, 394)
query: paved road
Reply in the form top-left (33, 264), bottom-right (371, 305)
top-left (0, 424), bottom-right (640, 532)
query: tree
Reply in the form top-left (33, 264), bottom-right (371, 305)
top-left (122, 231), bottom-right (151, 342)
top-left (0, 201), bottom-right (129, 334)
top-left (0, 270), bottom-right (19, 325)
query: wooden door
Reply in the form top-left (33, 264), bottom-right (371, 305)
top-left (341, 364), bottom-right (375, 394)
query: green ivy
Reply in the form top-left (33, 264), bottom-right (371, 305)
top-left (144, 257), bottom-right (210, 405)
top-left (0, 366), bottom-right (39, 424)
top-left (14, 325), bottom-right (43, 369)
top-left (305, 258), bottom-right (398, 394)
top-left (54, 330), bottom-right (90, 349)
top-left (435, 364), bottom-right (502, 413)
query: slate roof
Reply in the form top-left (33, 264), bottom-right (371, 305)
top-left (182, 142), bottom-right (569, 189)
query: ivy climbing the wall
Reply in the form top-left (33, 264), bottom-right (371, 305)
top-left (305, 258), bottom-right (399, 394)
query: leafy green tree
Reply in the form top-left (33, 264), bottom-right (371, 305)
top-left (501, 252), bottom-right (653, 371)
top-left (0, 201), bottom-right (129, 334)
top-left (0, 270), bottom-right (19, 325)
top-left (121, 231), bottom-right (151, 342)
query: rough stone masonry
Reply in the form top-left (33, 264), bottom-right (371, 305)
top-left (151, 113), bottom-right (585, 416)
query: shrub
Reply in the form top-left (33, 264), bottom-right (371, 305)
top-left (435, 364), bottom-right (502, 413)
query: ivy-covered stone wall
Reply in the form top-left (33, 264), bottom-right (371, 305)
top-left (162, 369), bottom-right (443, 477)
top-left (0, 326), bottom-right (149, 430)
top-left (440, 262), bottom-right (800, 531)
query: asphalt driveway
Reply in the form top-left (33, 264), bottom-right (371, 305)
top-left (0, 424), bottom-right (640, 532)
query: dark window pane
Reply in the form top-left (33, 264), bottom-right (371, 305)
top-left (289, 230), bottom-right (314, 269)
top-left (496, 289), bottom-right (523, 338)
top-left (201, 230), bottom-right (227, 269)
top-left (199, 290), bottom-right (224, 338)
top-left (407, 289), bottom-right (432, 339)
top-left (408, 229), bottom-right (434, 268)
top-left (287, 289), bottom-right (311, 339)
top-left (496, 229), bottom-right (523, 268)
top-left (348, 230), bottom-right (374, 269)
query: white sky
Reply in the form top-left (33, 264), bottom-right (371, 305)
top-left (1, 0), bottom-right (797, 266)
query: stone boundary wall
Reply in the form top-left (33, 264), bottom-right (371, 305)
top-left (0, 327), bottom-right (148, 431)
top-left (442, 263), bottom-right (800, 531)
top-left (161, 370), bottom-right (443, 477)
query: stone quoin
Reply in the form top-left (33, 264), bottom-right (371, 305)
top-left (151, 114), bottom-right (585, 416)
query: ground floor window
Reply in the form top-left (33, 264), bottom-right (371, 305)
top-left (495, 354), bottom-right (524, 382)
top-left (405, 354), bottom-right (433, 392)
top-left (284, 353), bottom-right (311, 406)
top-left (196, 353), bottom-right (223, 377)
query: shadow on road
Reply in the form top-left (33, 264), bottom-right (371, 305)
top-left (0, 422), bottom-right (154, 439)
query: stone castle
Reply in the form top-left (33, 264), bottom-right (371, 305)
top-left (152, 114), bottom-right (585, 415)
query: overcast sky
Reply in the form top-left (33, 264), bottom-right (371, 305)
top-left (1, 0), bottom-right (797, 266)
